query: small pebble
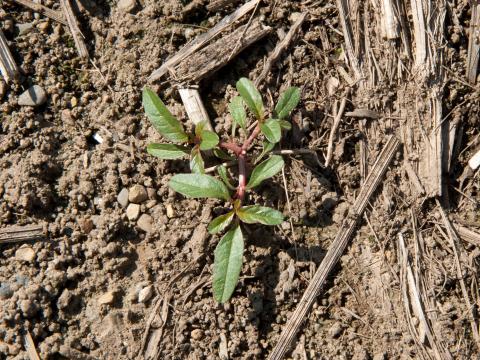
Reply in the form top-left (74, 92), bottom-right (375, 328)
top-left (126, 203), bottom-right (140, 221)
top-left (80, 217), bottom-right (94, 233)
top-left (15, 245), bottom-right (36, 262)
top-left (37, 21), bottom-right (49, 32)
top-left (117, 188), bottom-right (129, 208)
top-left (138, 285), bottom-right (154, 303)
top-left (98, 291), bottom-right (115, 305)
top-left (18, 85), bottom-right (47, 107)
top-left (118, 0), bottom-right (137, 13)
top-left (129, 184), bottom-right (148, 203)
top-left (16, 22), bottom-right (34, 35)
top-left (166, 204), bottom-right (175, 218)
top-left (191, 329), bottom-right (204, 340)
top-left (0, 283), bottom-right (13, 299)
top-left (137, 214), bottom-right (153, 232)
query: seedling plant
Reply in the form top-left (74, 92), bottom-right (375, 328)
top-left (142, 78), bottom-right (300, 303)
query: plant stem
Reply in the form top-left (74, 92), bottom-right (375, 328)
top-left (242, 124), bottom-right (261, 151)
top-left (219, 141), bottom-right (242, 155)
top-left (236, 151), bottom-right (246, 200)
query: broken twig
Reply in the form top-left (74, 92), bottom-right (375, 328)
top-left (0, 29), bottom-right (20, 83)
top-left (149, 0), bottom-right (260, 81)
top-left (467, 1), bottom-right (480, 83)
top-left (23, 331), bottom-right (40, 360)
top-left (179, 87), bottom-right (213, 131)
top-left (325, 95), bottom-right (348, 167)
top-left (255, 12), bottom-right (307, 87)
top-left (11, 0), bottom-right (67, 25)
top-left (0, 224), bottom-right (46, 244)
top-left (268, 136), bottom-right (400, 360)
top-left (60, 0), bottom-right (88, 60)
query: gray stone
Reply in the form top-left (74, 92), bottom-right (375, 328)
top-left (129, 184), bottom-right (148, 203)
top-left (18, 85), bottom-right (47, 107)
top-left (126, 203), bottom-right (140, 221)
top-left (117, 188), bottom-right (129, 208)
top-left (137, 214), bottom-right (153, 232)
top-left (16, 23), bottom-right (34, 36)
top-left (118, 0), bottom-right (137, 13)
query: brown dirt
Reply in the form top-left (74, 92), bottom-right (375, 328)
top-left (0, 0), bottom-right (479, 359)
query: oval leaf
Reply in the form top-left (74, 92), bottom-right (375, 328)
top-left (260, 119), bottom-right (281, 143)
top-left (200, 130), bottom-right (219, 150)
top-left (279, 119), bottom-right (292, 130)
top-left (208, 211), bottom-right (234, 234)
top-left (274, 87), bottom-right (300, 119)
top-left (190, 146), bottom-right (205, 174)
top-left (169, 174), bottom-right (230, 200)
top-left (247, 155), bottom-right (284, 189)
top-left (213, 225), bottom-right (244, 303)
top-left (147, 143), bottom-right (190, 159)
top-left (255, 140), bottom-right (275, 164)
top-left (236, 78), bottom-right (264, 120)
top-left (217, 165), bottom-right (235, 190)
top-left (237, 205), bottom-right (284, 225)
top-left (142, 88), bottom-right (188, 143)
top-left (229, 96), bottom-right (247, 131)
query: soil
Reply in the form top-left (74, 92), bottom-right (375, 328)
top-left (0, 0), bottom-right (480, 359)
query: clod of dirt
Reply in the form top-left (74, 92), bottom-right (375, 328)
top-left (117, 188), bottom-right (129, 208)
top-left (328, 322), bottom-right (343, 338)
top-left (118, 0), bottom-right (137, 13)
top-left (17, 85), bottom-right (47, 107)
top-left (98, 291), bottom-right (116, 305)
top-left (126, 203), bottom-right (140, 221)
top-left (15, 245), bottom-right (35, 262)
top-left (128, 185), bottom-right (148, 203)
top-left (191, 329), bottom-right (204, 341)
top-left (137, 214), bottom-right (153, 232)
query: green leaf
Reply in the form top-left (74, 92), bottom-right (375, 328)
top-left (279, 119), bottom-right (292, 130)
top-left (229, 96), bottom-right (247, 132)
top-left (236, 78), bottom-right (264, 120)
top-left (200, 130), bottom-right (219, 150)
top-left (169, 174), bottom-right (230, 200)
top-left (147, 143), bottom-right (190, 159)
top-left (195, 121), bottom-right (207, 137)
top-left (274, 87), bottom-right (300, 120)
top-left (208, 211), bottom-right (234, 234)
top-left (190, 146), bottom-right (205, 174)
top-left (213, 225), bottom-right (244, 303)
top-left (142, 88), bottom-right (188, 143)
top-left (213, 148), bottom-right (235, 161)
top-left (217, 165), bottom-right (235, 190)
top-left (255, 140), bottom-right (275, 164)
top-left (237, 205), bottom-right (284, 225)
top-left (260, 119), bottom-right (281, 143)
top-left (247, 155), bottom-right (284, 189)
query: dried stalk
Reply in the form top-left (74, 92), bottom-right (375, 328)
top-left (0, 224), bottom-right (46, 244)
top-left (336, 0), bottom-right (361, 79)
top-left (60, 0), bottom-right (88, 60)
top-left (325, 95), bottom-right (348, 167)
top-left (467, 1), bottom-right (480, 83)
top-left (410, 0), bottom-right (427, 66)
top-left (178, 87), bottom-right (213, 131)
top-left (254, 12), bottom-right (307, 87)
top-left (454, 223), bottom-right (480, 248)
top-left (23, 331), bottom-right (40, 360)
top-left (268, 136), bottom-right (400, 360)
top-left (207, 0), bottom-right (240, 12)
top-left (149, 0), bottom-right (260, 81)
top-left (381, 0), bottom-right (399, 39)
top-left (437, 199), bottom-right (480, 350)
top-left (174, 19), bottom-right (271, 82)
top-left (0, 29), bottom-right (20, 83)
top-left (10, 0), bottom-right (68, 25)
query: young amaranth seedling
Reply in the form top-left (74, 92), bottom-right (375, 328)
top-left (142, 78), bottom-right (300, 303)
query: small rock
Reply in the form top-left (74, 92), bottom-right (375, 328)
top-left (0, 283), bottom-right (13, 299)
top-left (126, 203), bottom-right (140, 221)
top-left (166, 203), bottom-right (175, 218)
top-left (15, 245), bottom-right (36, 262)
top-left (37, 21), bottom-right (49, 32)
top-left (129, 184), bottom-right (148, 203)
top-left (70, 96), bottom-right (78, 107)
top-left (329, 322), bottom-right (343, 338)
top-left (117, 188), bottom-right (129, 208)
top-left (16, 22), bottom-right (34, 35)
top-left (138, 285), bottom-right (153, 303)
top-left (18, 85), bottom-right (47, 107)
top-left (118, 0), bottom-right (137, 13)
top-left (19, 299), bottom-right (38, 317)
top-left (80, 217), bottom-right (94, 233)
top-left (146, 200), bottom-right (157, 209)
top-left (137, 214), bottom-right (153, 232)
top-left (289, 12), bottom-right (302, 23)
top-left (98, 291), bottom-right (115, 305)
top-left (191, 329), bottom-right (204, 340)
